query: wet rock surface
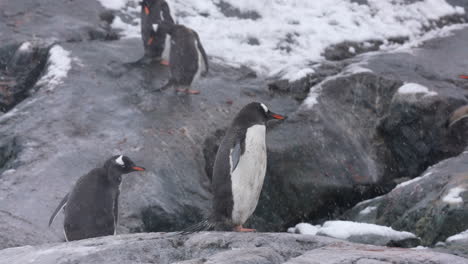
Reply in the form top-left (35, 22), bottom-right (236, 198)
top-left (0, 232), bottom-right (466, 264)
top-left (1, 1), bottom-right (468, 263)
top-left (343, 152), bottom-right (468, 247)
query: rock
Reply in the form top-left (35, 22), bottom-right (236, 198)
top-left (435, 229), bottom-right (468, 258)
top-left (0, 42), bottom-right (51, 112)
top-left (342, 151), bottom-right (468, 246)
top-left (215, 1), bottom-right (261, 20)
top-left (0, 232), bottom-right (465, 264)
top-left (2, 0), bottom-right (468, 252)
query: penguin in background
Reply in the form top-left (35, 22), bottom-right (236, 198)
top-left (48, 155), bottom-right (145, 241)
top-left (183, 102), bottom-right (286, 232)
top-left (156, 22), bottom-right (209, 95)
top-left (140, 0), bottom-right (174, 64)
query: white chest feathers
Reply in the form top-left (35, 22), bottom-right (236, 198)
top-left (193, 38), bottom-right (205, 84)
top-left (231, 125), bottom-right (267, 225)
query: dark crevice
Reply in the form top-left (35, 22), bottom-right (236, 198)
top-left (0, 136), bottom-right (20, 175)
top-left (0, 42), bottom-right (51, 113)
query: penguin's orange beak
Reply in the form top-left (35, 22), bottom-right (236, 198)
top-left (268, 111), bottom-right (286, 120)
top-left (271, 114), bottom-right (285, 120)
top-left (460, 75), bottom-right (468, 79)
top-left (144, 6), bottom-right (150, 15)
top-left (132, 166), bottom-right (145, 171)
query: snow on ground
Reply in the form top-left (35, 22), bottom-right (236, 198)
top-left (397, 83), bottom-right (438, 96)
top-left (394, 171), bottom-right (434, 190)
top-left (446, 229), bottom-right (468, 242)
top-left (287, 223), bottom-right (320, 235)
top-left (37, 45), bottom-right (73, 91)
top-left (97, 0), bottom-right (465, 80)
top-left (359, 206), bottom-right (377, 215)
top-left (442, 186), bottom-right (466, 204)
top-left (288, 221), bottom-right (416, 242)
top-left (318, 221), bottom-right (416, 240)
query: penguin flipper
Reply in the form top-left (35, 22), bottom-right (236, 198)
top-left (48, 193), bottom-right (69, 227)
top-left (230, 141), bottom-right (242, 173)
top-left (448, 113), bottom-right (468, 128)
top-left (113, 190), bottom-right (120, 234)
top-left (194, 32), bottom-right (209, 75)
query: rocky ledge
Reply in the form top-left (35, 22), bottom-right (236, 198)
top-left (0, 232), bottom-right (466, 264)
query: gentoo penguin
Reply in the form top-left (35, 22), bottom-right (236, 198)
top-left (157, 23), bottom-right (209, 94)
top-left (184, 102), bottom-right (285, 233)
top-left (48, 155), bottom-right (145, 241)
top-left (448, 105), bottom-right (468, 128)
top-left (140, 0), bottom-right (174, 64)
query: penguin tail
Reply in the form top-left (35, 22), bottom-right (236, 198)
top-left (179, 219), bottom-right (215, 235)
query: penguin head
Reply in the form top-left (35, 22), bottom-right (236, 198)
top-left (235, 102), bottom-right (286, 126)
top-left (108, 155), bottom-right (146, 174)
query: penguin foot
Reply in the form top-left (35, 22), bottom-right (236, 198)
top-left (234, 225), bottom-right (256, 232)
top-left (160, 60), bottom-right (170, 66)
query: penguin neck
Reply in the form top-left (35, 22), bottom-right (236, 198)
top-left (106, 167), bottom-right (123, 186)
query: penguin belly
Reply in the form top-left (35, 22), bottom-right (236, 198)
top-left (63, 190), bottom-right (116, 241)
top-left (231, 125), bottom-right (267, 225)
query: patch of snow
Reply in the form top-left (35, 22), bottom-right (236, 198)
top-left (112, 16), bottom-right (141, 39)
top-left (318, 220), bottom-right (416, 241)
top-left (397, 83), bottom-right (438, 96)
top-left (349, 46), bottom-right (356, 54)
top-left (105, 0), bottom-right (465, 80)
top-left (285, 68), bottom-right (315, 82)
top-left (289, 223), bottom-right (320, 235)
top-left (359, 206), bottom-right (377, 215)
top-left (1, 169), bottom-right (16, 176)
top-left (37, 45), bottom-right (72, 91)
top-left (344, 64), bottom-right (373, 75)
top-left (413, 246), bottom-right (428, 250)
top-left (18, 42), bottom-right (32, 52)
top-left (394, 171), bottom-right (433, 190)
top-left (446, 229), bottom-right (468, 242)
top-left (303, 85), bottom-right (321, 108)
top-left (442, 186), bottom-right (466, 204)
top-left (97, 0), bottom-right (128, 10)
top-left (356, 195), bottom-right (384, 207)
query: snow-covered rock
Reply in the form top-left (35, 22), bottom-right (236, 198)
top-left (288, 221), bottom-right (419, 247)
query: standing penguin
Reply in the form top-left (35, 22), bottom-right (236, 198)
top-left (48, 155), bottom-right (145, 241)
top-left (140, 0), bottom-right (174, 64)
top-left (184, 102), bottom-right (285, 232)
top-left (157, 23), bottom-right (209, 94)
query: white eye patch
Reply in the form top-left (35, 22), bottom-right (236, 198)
top-left (115, 155), bottom-right (124, 166)
top-left (152, 24), bottom-right (159, 31)
top-left (260, 103), bottom-right (268, 113)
